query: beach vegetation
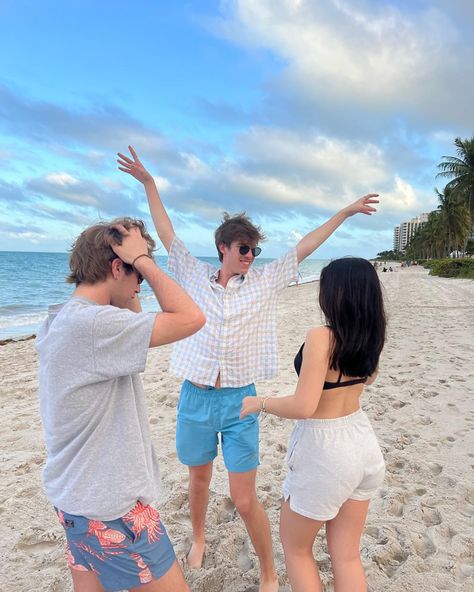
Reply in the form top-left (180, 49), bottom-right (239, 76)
top-left (403, 136), bottom-right (474, 261)
top-left (425, 258), bottom-right (474, 279)
top-left (437, 136), bottom-right (474, 232)
top-left (374, 250), bottom-right (403, 261)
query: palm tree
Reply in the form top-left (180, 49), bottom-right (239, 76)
top-left (436, 187), bottom-right (471, 256)
top-left (437, 136), bottom-right (474, 232)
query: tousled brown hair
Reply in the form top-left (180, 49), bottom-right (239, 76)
top-left (67, 217), bottom-right (155, 285)
top-left (214, 212), bottom-right (266, 261)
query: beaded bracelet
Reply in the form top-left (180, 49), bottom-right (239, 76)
top-left (261, 396), bottom-right (271, 413)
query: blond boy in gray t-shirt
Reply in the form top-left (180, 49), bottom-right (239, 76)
top-left (36, 218), bottom-right (205, 592)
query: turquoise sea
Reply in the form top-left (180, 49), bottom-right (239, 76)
top-left (0, 251), bottom-right (327, 340)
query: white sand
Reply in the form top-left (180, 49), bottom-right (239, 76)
top-left (1, 266), bottom-right (473, 591)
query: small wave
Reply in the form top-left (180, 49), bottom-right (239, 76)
top-left (0, 311), bottom-right (47, 330)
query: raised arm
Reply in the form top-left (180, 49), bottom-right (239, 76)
top-left (296, 194), bottom-right (379, 263)
top-left (117, 146), bottom-right (175, 252)
top-left (240, 327), bottom-right (330, 420)
top-left (111, 225), bottom-right (205, 347)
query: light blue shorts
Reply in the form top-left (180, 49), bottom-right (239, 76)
top-left (176, 380), bottom-right (259, 473)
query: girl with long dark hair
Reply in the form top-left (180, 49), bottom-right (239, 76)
top-left (241, 258), bottom-right (386, 591)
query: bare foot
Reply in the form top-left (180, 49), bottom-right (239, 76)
top-left (187, 540), bottom-right (205, 569)
top-left (259, 575), bottom-right (279, 591)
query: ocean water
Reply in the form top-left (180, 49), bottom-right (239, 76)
top-left (0, 251), bottom-right (326, 340)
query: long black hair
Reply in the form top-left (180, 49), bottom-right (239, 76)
top-left (319, 258), bottom-right (386, 378)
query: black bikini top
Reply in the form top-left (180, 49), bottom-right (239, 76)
top-left (294, 343), bottom-right (367, 390)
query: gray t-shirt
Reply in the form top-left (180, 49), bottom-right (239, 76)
top-left (36, 296), bottom-right (158, 520)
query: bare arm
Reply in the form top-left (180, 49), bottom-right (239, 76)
top-left (135, 257), bottom-right (205, 347)
top-left (240, 327), bottom-right (331, 420)
top-left (296, 194), bottom-right (379, 263)
top-left (117, 146), bottom-right (175, 252)
top-left (111, 225), bottom-right (205, 347)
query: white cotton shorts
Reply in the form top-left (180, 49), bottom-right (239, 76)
top-left (282, 409), bottom-right (385, 521)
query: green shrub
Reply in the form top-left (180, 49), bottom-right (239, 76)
top-left (428, 258), bottom-right (474, 279)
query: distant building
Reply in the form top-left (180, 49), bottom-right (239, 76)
top-left (393, 213), bottom-right (429, 253)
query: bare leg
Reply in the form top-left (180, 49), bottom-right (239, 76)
top-left (279, 500), bottom-right (324, 592)
top-left (129, 559), bottom-right (190, 591)
top-left (326, 498), bottom-right (370, 592)
top-left (229, 470), bottom-right (278, 592)
top-left (70, 568), bottom-right (105, 592)
top-left (71, 560), bottom-right (189, 592)
top-left (187, 461), bottom-right (213, 568)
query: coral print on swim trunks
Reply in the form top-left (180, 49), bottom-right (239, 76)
top-left (55, 501), bottom-right (171, 587)
top-left (122, 501), bottom-right (164, 543)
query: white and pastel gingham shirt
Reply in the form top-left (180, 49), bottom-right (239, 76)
top-left (168, 236), bottom-right (298, 387)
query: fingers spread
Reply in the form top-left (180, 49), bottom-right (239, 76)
top-left (129, 145), bottom-right (139, 161)
top-left (117, 152), bottom-right (133, 164)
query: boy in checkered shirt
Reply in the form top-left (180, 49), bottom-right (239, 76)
top-left (118, 146), bottom-right (378, 591)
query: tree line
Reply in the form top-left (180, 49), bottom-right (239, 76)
top-left (405, 136), bottom-right (473, 260)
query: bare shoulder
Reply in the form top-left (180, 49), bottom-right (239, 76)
top-left (305, 326), bottom-right (331, 355)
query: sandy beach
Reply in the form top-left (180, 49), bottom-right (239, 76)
top-left (1, 265), bottom-right (473, 591)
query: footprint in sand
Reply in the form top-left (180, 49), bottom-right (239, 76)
top-left (383, 491), bottom-right (406, 517)
top-left (364, 526), bottom-right (408, 577)
top-left (237, 538), bottom-right (253, 572)
top-left (393, 433), bottom-right (414, 449)
top-left (215, 497), bottom-right (236, 524)
top-left (431, 523), bottom-right (457, 551)
top-left (451, 535), bottom-right (474, 584)
top-left (391, 400), bottom-right (409, 409)
top-left (417, 415), bottom-right (432, 425)
top-left (457, 490), bottom-right (474, 518)
top-left (422, 390), bottom-right (440, 399)
top-left (16, 529), bottom-right (60, 554)
top-left (409, 531), bottom-right (436, 559)
top-left (418, 498), bottom-right (442, 526)
top-left (426, 461), bottom-right (443, 476)
top-left (14, 462), bottom-right (32, 475)
top-left (386, 459), bottom-right (406, 474)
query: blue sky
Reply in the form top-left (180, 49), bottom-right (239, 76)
top-left (0, 0), bottom-right (473, 259)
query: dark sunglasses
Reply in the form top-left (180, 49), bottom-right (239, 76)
top-left (239, 245), bottom-right (262, 257)
top-left (136, 273), bottom-right (144, 284)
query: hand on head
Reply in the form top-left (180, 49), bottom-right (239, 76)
top-left (109, 224), bottom-right (149, 265)
top-left (117, 146), bottom-right (153, 184)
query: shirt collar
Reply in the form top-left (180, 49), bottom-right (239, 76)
top-left (209, 269), bottom-right (247, 287)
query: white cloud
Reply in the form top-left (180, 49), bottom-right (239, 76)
top-left (217, 0), bottom-right (473, 126)
top-left (153, 175), bottom-right (171, 192)
top-left (45, 172), bottom-right (79, 186)
top-left (289, 229), bottom-right (303, 241)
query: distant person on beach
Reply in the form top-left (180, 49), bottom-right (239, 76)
top-left (36, 218), bottom-right (205, 592)
top-left (117, 145), bottom-right (379, 591)
top-left (241, 257), bottom-right (386, 592)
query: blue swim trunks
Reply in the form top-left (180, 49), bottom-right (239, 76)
top-left (176, 380), bottom-right (259, 472)
top-left (55, 501), bottom-right (175, 591)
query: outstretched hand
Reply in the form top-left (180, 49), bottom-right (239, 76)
top-left (240, 396), bottom-right (261, 419)
top-left (117, 146), bottom-right (153, 184)
top-left (344, 194), bottom-right (379, 217)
